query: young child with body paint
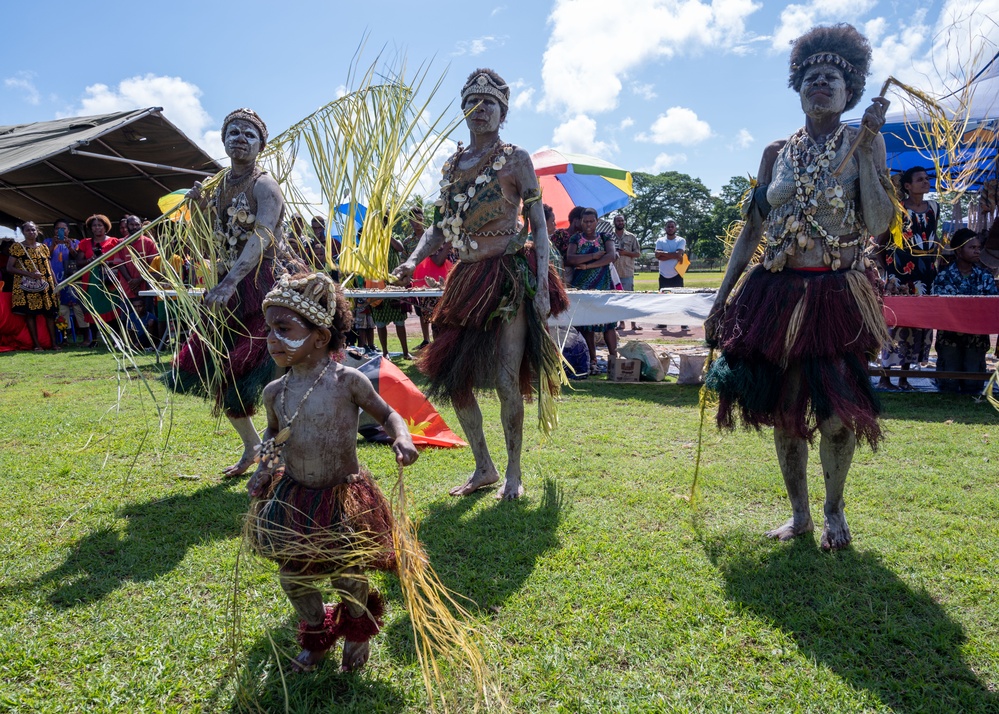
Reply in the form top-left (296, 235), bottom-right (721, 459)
top-left (246, 271), bottom-right (418, 673)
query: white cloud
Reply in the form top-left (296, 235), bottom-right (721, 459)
top-left (638, 107), bottom-right (712, 145)
top-left (4, 71), bottom-right (40, 105)
top-left (541, 0), bottom-right (762, 114)
top-left (551, 114), bottom-right (615, 156)
top-left (491, 5), bottom-right (506, 16)
top-left (771, 0), bottom-right (878, 51)
top-left (631, 82), bottom-right (658, 100)
top-left (64, 74), bottom-right (221, 158)
top-left (619, 117), bottom-right (635, 130)
top-left (513, 87), bottom-right (536, 111)
top-left (453, 35), bottom-right (504, 56)
top-left (645, 152), bottom-right (689, 172)
top-left (734, 128), bottom-right (754, 148)
top-left (410, 136), bottom-right (459, 199)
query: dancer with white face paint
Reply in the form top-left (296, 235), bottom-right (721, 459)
top-left (704, 24), bottom-right (894, 551)
top-left (393, 68), bottom-right (569, 500)
top-left (165, 108), bottom-right (304, 477)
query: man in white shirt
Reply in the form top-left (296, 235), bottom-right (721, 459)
top-left (654, 220), bottom-right (686, 289)
top-left (654, 219), bottom-right (687, 330)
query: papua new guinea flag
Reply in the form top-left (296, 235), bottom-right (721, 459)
top-left (356, 354), bottom-right (466, 448)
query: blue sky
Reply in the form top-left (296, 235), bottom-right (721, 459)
top-left (2, 0), bottom-right (997, 211)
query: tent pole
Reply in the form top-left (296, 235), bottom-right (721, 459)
top-left (42, 160), bottom-right (131, 214)
top-left (70, 149), bottom-right (215, 178)
top-left (0, 178), bottom-right (69, 221)
top-left (93, 139), bottom-right (179, 194)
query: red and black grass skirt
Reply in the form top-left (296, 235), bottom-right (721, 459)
top-left (418, 248), bottom-right (568, 409)
top-left (250, 468), bottom-right (396, 576)
top-left (705, 265), bottom-right (886, 447)
top-left (163, 261), bottom-right (277, 419)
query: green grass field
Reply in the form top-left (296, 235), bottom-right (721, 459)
top-left (1, 346), bottom-right (997, 713)
top-left (633, 270), bottom-right (723, 291)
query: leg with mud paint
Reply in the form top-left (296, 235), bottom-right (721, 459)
top-left (817, 415), bottom-right (855, 551)
top-left (494, 305), bottom-right (528, 499)
top-left (223, 415), bottom-right (260, 477)
top-left (450, 398), bottom-right (500, 496)
top-left (767, 427), bottom-right (815, 541)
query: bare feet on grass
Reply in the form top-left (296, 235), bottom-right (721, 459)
top-left (449, 466), bottom-right (500, 496)
top-left (495, 476), bottom-right (525, 500)
top-left (222, 448), bottom-right (256, 478)
top-left (765, 516), bottom-right (814, 542)
top-left (820, 512), bottom-right (852, 551)
top-left (291, 648), bottom-right (326, 673)
top-left (341, 640), bottom-right (371, 672)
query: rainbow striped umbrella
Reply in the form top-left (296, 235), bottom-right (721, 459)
top-left (531, 149), bottom-right (634, 228)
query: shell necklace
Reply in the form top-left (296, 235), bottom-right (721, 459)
top-left (254, 358), bottom-right (332, 472)
top-left (435, 139), bottom-right (513, 250)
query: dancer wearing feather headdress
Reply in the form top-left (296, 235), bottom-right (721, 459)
top-left (704, 24), bottom-right (896, 550)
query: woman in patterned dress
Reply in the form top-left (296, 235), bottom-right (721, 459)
top-left (6, 221), bottom-right (60, 350)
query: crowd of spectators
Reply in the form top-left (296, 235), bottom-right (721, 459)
top-left (4, 194), bottom-right (997, 392)
top-left (871, 166), bottom-right (999, 391)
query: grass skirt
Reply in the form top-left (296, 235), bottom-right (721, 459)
top-left (706, 266), bottom-right (888, 447)
top-left (419, 248), bottom-right (568, 409)
top-left (248, 468), bottom-right (396, 577)
top-left (163, 262), bottom-right (277, 418)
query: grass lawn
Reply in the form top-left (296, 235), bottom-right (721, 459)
top-left (634, 270), bottom-right (723, 291)
top-left (1, 345), bottom-right (997, 713)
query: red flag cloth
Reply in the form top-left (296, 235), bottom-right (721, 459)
top-left (882, 295), bottom-right (999, 333)
top-left (357, 355), bottom-right (466, 448)
top-left (0, 292), bottom-right (53, 351)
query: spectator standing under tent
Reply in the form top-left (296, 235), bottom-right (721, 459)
top-left (6, 221), bottom-right (61, 350)
top-left (567, 207), bottom-right (618, 374)
top-left (875, 165), bottom-right (942, 390)
top-left (931, 229), bottom-right (998, 393)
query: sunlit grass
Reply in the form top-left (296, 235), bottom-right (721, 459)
top-left (1, 346), bottom-right (996, 712)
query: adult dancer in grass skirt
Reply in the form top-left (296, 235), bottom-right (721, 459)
top-left (165, 108), bottom-right (302, 477)
top-left (704, 24), bottom-right (896, 551)
top-left (394, 68), bottom-right (568, 500)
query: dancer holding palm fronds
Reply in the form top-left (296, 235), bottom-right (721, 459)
top-left (165, 108), bottom-right (303, 477)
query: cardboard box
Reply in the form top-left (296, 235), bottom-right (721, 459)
top-left (608, 357), bottom-right (642, 382)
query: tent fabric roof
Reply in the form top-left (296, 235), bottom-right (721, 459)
top-left (0, 108), bottom-right (222, 232)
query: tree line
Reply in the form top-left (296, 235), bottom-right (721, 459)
top-left (619, 172), bottom-right (751, 266)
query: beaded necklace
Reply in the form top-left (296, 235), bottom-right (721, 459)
top-left (254, 358), bottom-right (332, 472)
top-left (436, 139), bottom-right (514, 250)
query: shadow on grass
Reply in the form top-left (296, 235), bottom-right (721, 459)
top-left (707, 535), bottom-right (998, 713)
top-left (220, 632), bottom-right (407, 714)
top-left (17, 480), bottom-right (246, 608)
top-left (878, 392), bottom-right (999, 426)
top-left (410, 478), bottom-right (564, 611)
